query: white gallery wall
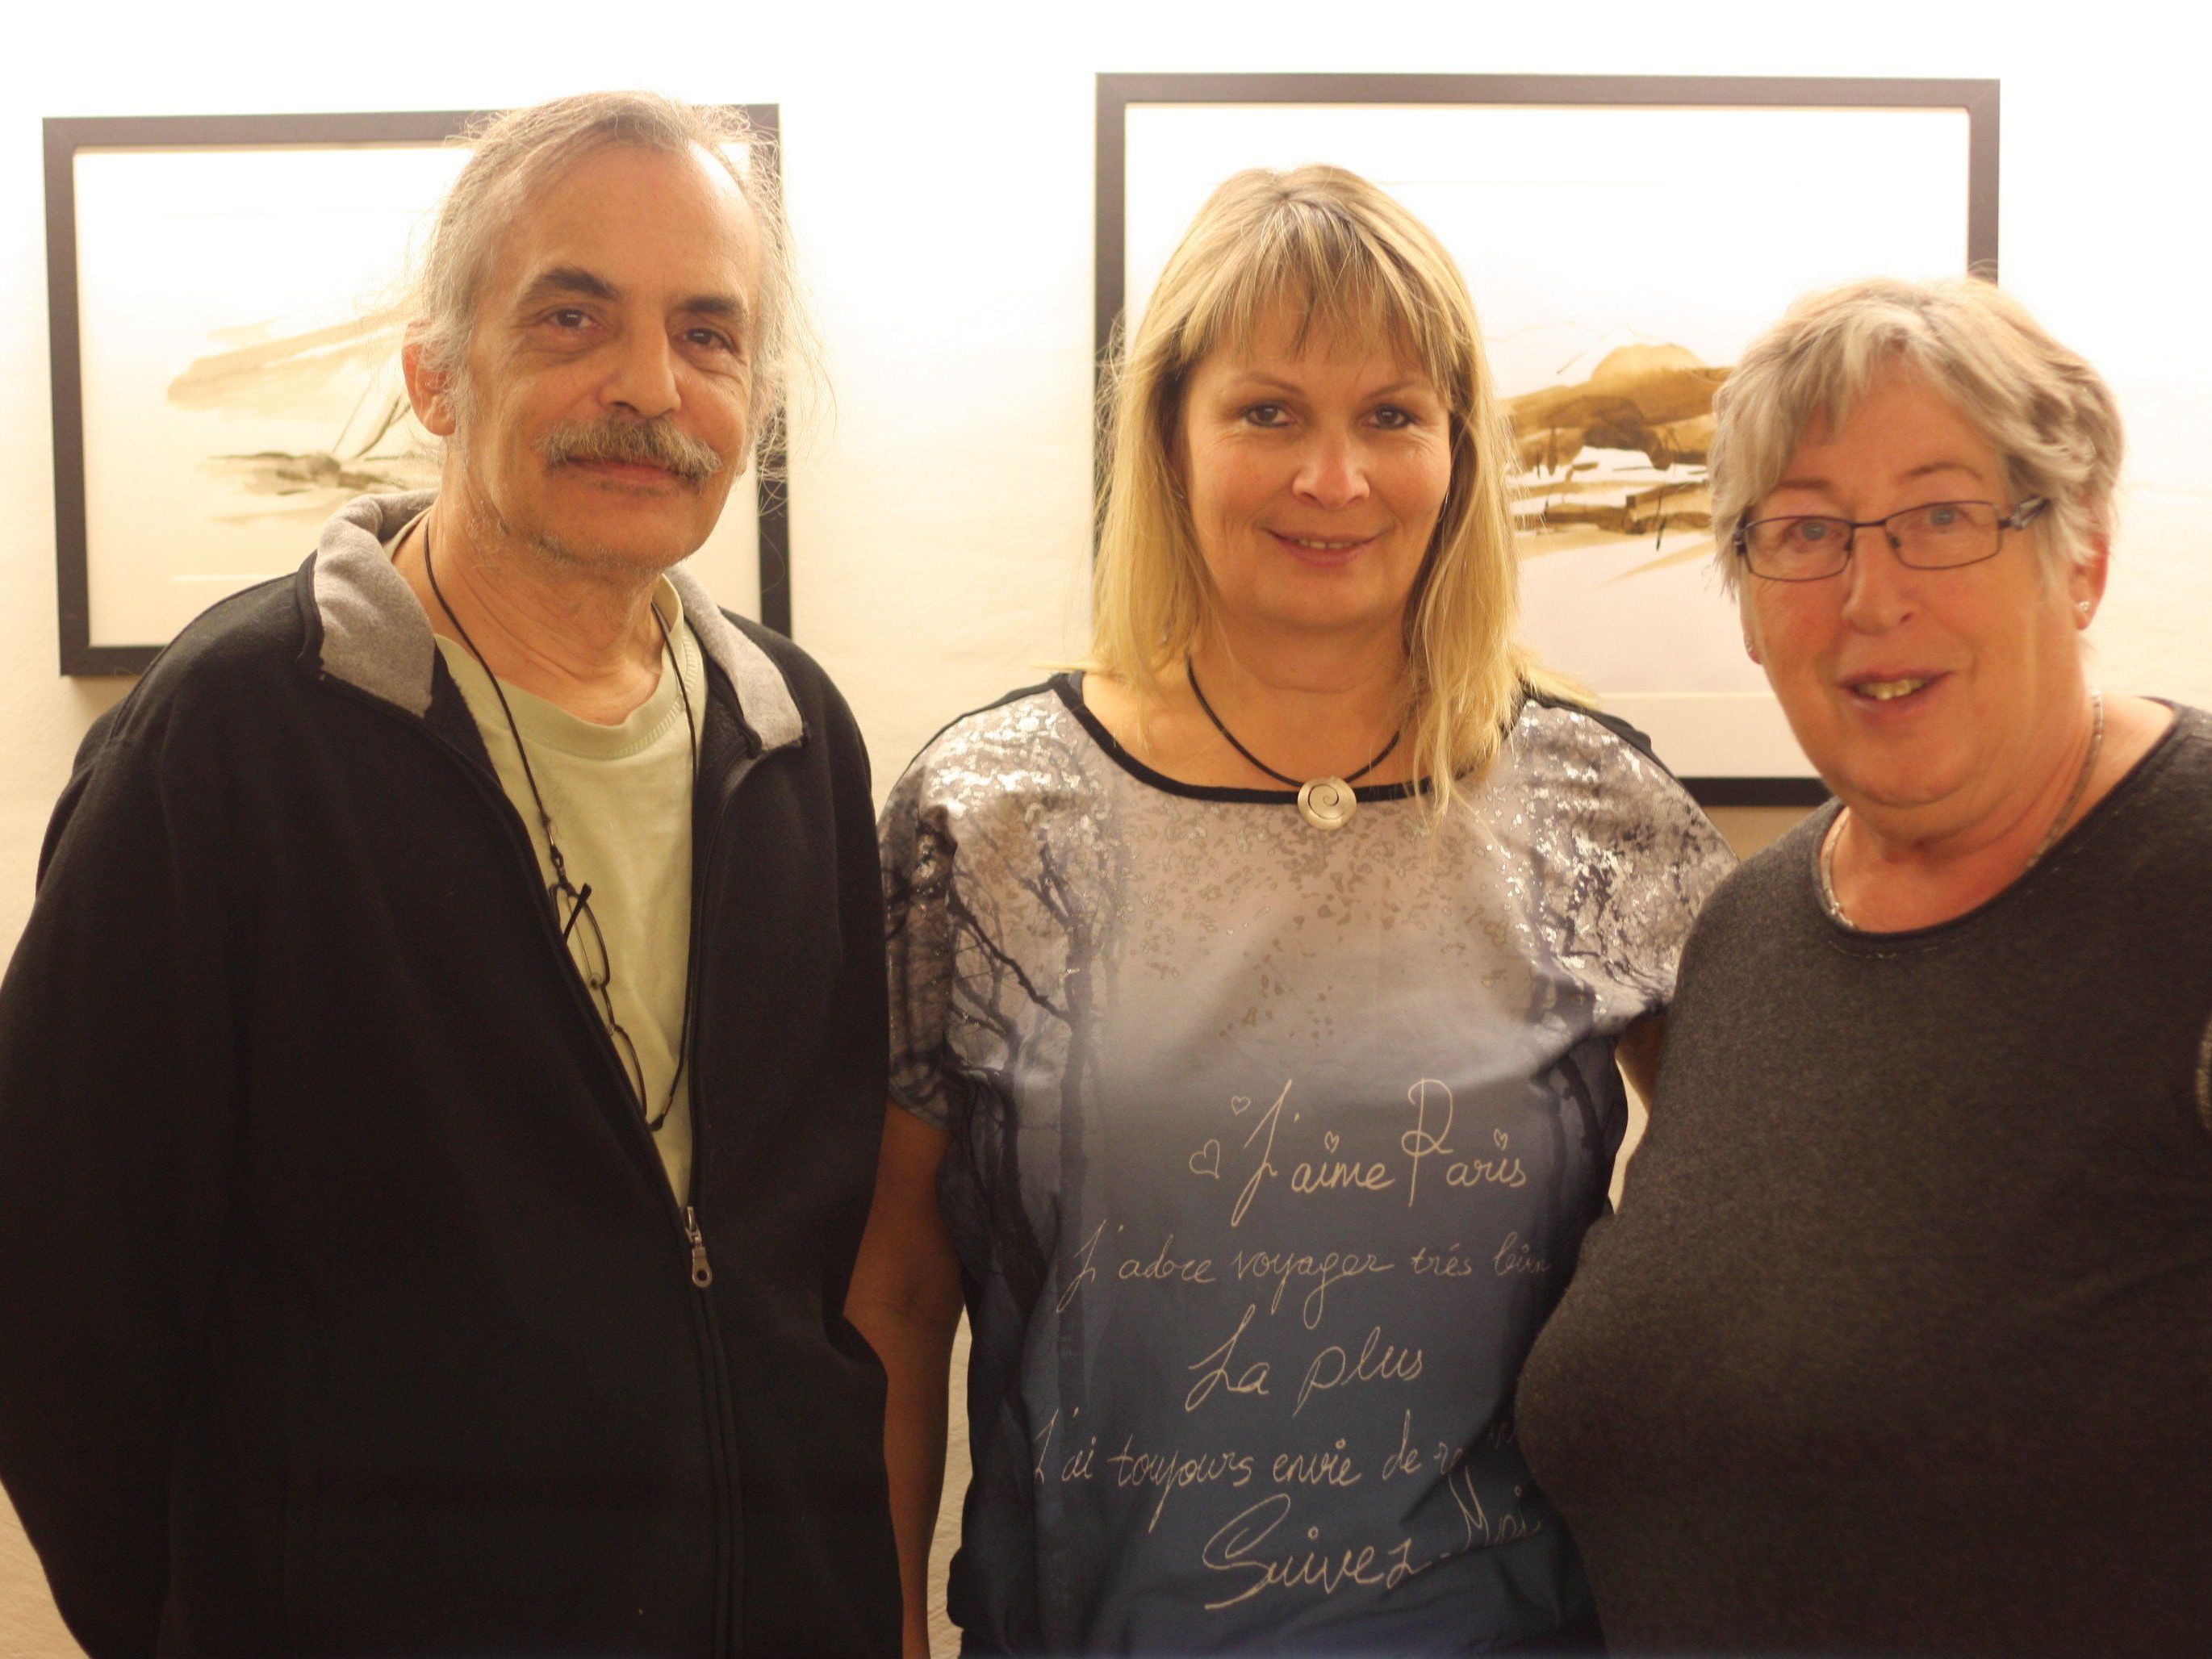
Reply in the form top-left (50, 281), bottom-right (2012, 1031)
top-left (0, 1), bottom-right (2206, 1650)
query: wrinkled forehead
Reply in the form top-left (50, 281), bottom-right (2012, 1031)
top-left (1788, 361), bottom-right (2001, 474)
top-left (484, 140), bottom-right (759, 311)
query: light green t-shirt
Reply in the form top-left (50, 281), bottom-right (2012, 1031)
top-left (433, 584), bottom-right (704, 1200)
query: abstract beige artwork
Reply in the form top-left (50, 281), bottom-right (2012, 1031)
top-left (51, 117), bottom-right (768, 670)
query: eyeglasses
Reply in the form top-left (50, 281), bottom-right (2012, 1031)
top-left (550, 875), bottom-right (665, 1122)
top-left (1733, 497), bottom-right (2048, 583)
top-left (420, 521), bottom-right (695, 1137)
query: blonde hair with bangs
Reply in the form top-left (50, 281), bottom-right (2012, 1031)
top-left (1092, 165), bottom-right (1568, 825)
top-left (1710, 274), bottom-right (2123, 598)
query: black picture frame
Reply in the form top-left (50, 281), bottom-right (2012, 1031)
top-left (1096, 73), bottom-right (2001, 808)
top-left (44, 106), bottom-right (788, 676)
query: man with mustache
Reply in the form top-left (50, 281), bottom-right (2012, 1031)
top-left (0, 93), bottom-right (897, 1657)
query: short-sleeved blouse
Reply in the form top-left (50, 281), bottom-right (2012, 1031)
top-left (880, 675), bottom-right (1733, 1654)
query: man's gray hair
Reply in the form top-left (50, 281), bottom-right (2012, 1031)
top-left (1709, 275), bottom-right (2123, 595)
top-left (407, 91), bottom-right (801, 446)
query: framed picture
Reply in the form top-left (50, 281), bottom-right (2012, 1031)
top-left (44, 106), bottom-right (788, 676)
top-left (1098, 73), bottom-right (2001, 805)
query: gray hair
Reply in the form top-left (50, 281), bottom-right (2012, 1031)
top-left (1709, 275), bottom-right (2123, 595)
top-left (407, 91), bottom-right (801, 447)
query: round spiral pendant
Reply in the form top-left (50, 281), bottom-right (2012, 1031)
top-left (1297, 777), bottom-right (1357, 832)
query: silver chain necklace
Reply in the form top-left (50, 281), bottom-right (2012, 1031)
top-left (1819, 689), bottom-right (2105, 929)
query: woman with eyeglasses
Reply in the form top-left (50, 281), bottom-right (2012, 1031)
top-left (1516, 276), bottom-right (2212, 1655)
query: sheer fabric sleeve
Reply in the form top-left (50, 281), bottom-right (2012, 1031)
top-left (1603, 751), bottom-right (1737, 1015)
top-left (880, 751), bottom-right (959, 1131)
top-left (1524, 707), bottom-right (1740, 1023)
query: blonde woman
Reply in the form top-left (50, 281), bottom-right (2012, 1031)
top-left (849, 166), bottom-right (1733, 1655)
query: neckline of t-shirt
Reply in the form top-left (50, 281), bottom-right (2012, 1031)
top-left (1049, 671), bottom-right (1422, 806)
top-left (1808, 698), bottom-right (2200, 949)
top-left (434, 587), bottom-right (702, 763)
top-left (384, 508), bottom-right (701, 763)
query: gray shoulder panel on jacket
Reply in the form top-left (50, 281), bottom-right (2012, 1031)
top-left (664, 566), bottom-right (802, 754)
top-left (307, 491), bottom-right (802, 755)
top-left (311, 491), bottom-right (440, 717)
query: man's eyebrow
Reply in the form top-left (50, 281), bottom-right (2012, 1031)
top-left (515, 265), bottom-right (747, 328)
top-left (516, 265), bottom-right (621, 307)
top-left (680, 292), bottom-right (748, 324)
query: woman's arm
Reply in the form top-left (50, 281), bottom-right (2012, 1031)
top-left (847, 1103), bottom-right (964, 1659)
top-left (1616, 1014), bottom-right (1667, 1104)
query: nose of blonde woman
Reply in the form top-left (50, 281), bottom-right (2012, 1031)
top-left (1290, 432), bottom-right (1370, 510)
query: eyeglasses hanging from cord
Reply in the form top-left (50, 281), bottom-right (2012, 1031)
top-left (422, 524), bottom-right (697, 1130)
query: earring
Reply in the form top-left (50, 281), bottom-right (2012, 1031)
top-left (2076, 600), bottom-right (2093, 620)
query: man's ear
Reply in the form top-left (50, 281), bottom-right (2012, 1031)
top-left (401, 334), bottom-right (460, 440)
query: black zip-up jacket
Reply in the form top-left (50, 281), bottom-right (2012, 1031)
top-left (0, 491), bottom-right (900, 1657)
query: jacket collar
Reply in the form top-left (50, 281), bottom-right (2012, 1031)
top-left (305, 490), bottom-right (803, 754)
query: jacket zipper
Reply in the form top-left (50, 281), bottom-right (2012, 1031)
top-left (684, 1206), bottom-right (713, 1288)
top-left (324, 673), bottom-right (752, 1653)
top-left (679, 755), bottom-right (749, 1657)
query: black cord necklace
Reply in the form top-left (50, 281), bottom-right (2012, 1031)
top-left (421, 522), bottom-right (698, 1130)
top-left (1185, 656), bottom-right (1400, 832)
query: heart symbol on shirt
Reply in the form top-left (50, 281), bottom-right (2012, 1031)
top-left (1189, 1139), bottom-right (1222, 1179)
top-left (1493, 1129), bottom-right (1508, 1150)
top-left (1323, 1131), bottom-right (1340, 1153)
top-left (1229, 1096), bottom-right (1252, 1117)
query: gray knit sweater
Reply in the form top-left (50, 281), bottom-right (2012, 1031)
top-left (1517, 704), bottom-right (2212, 1656)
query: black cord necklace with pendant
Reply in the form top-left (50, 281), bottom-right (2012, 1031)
top-left (1185, 657), bottom-right (1400, 832)
top-left (420, 522), bottom-right (697, 1131)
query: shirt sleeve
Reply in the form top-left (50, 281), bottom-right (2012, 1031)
top-left (0, 730), bottom-right (241, 1658)
top-left (2194, 1006), bottom-right (2212, 1138)
top-left (1600, 748), bottom-right (1737, 1017)
top-left (879, 749), bottom-right (959, 1130)
top-left (1524, 709), bottom-right (1738, 1026)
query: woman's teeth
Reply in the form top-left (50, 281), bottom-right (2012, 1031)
top-left (1856, 678), bottom-right (1930, 701)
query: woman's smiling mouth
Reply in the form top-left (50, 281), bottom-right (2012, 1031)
top-left (1271, 529), bottom-right (1378, 562)
top-left (1842, 671), bottom-right (1946, 705)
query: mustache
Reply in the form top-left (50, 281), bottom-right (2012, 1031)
top-left (536, 418), bottom-right (726, 486)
